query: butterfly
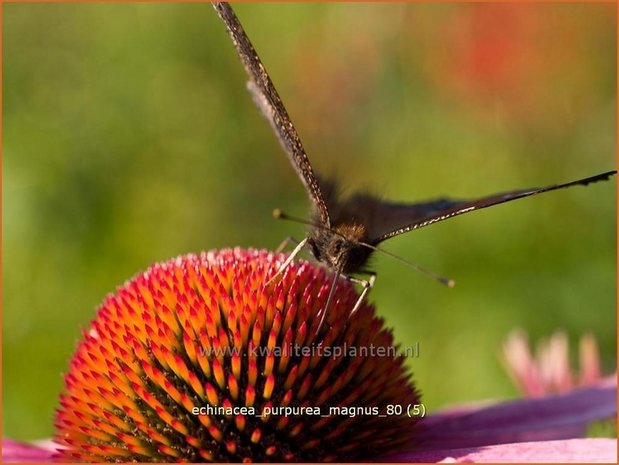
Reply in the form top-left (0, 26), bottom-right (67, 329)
top-left (213, 2), bottom-right (616, 332)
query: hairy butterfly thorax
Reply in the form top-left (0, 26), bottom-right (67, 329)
top-left (308, 223), bottom-right (372, 274)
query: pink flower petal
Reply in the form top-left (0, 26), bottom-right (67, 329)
top-left (416, 376), bottom-right (616, 450)
top-left (580, 333), bottom-right (602, 386)
top-left (2, 439), bottom-right (55, 463)
top-left (388, 438), bottom-right (617, 463)
top-left (502, 330), bottom-right (546, 396)
top-left (539, 332), bottom-right (573, 393)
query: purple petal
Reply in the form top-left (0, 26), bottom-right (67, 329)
top-left (2, 439), bottom-right (56, 463)
top-left (388, 438), bottom-right (617, 463)
top-left (416, 376), bottom-right (616, 450)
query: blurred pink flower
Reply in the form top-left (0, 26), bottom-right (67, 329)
top-left (503, 330), bottom-right (607, 398)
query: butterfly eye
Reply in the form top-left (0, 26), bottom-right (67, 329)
top-left (327, 239), bottom-right (343, 259)
top-left (334, 240), bottom-right (343, 254)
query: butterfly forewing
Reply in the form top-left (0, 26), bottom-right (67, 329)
top-left (212, 2), bottom-right (331, 228)
top-left (371, 170), bottom-right (617, 243)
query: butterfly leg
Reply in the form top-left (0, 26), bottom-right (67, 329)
top-left (347, 273), bottom-right (377, 318)
top-left (316, 267), bottom-right (342, 337)
top-left (266, 236), bottom-right (309, 286)
top-left (275, 236), bottom-right (300, 254)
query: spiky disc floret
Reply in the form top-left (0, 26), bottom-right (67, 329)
top-left (55, 248), bottom-right (420, 462)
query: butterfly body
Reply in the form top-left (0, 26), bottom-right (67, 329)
top-left (308, 222), bottom-right (371, 274)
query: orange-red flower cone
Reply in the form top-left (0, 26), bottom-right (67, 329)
top-left (54, 248), bottom-right (420, 462)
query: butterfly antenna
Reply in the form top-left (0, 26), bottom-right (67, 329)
top-left (359, 241), bottom-right (456, 288)
top-left (316, 265), bottom-right (342, 336)
top-left (273, 208), bottom-right (345, 235)
top-left (273, 208), bottom-right (315, 227)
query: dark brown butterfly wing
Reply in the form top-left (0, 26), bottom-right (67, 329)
top-left (213, 2), bottom-right (330, 228)
top-left (369, 170), bottom-right (617, 244)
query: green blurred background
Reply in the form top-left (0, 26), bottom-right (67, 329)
top-left (3, 3), bottom-right (616, 440)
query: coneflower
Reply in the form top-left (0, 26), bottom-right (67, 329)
top-left (54, 248), bottom-right (420, 462)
